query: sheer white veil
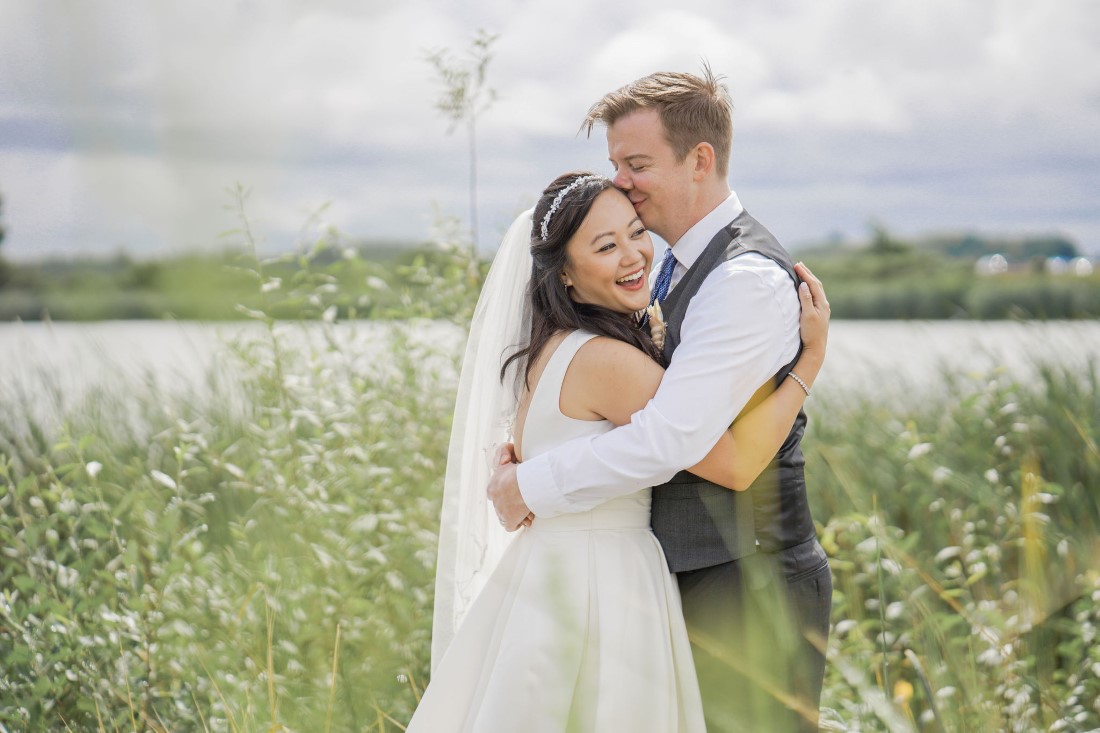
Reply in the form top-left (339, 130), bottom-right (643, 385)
top-left (431, 209), bottom-right (534, 670)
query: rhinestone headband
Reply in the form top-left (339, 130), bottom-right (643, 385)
top-left (540, 175), bottom-right (604, 241)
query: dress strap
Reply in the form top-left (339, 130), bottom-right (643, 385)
top-left (528, 330), bottom-right (598, 419)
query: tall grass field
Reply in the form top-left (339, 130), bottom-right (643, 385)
top-left (2, 216), bottom-right (1098, 731)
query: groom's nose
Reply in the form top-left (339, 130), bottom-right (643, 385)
top-left (612, 167), bottom-right (632, 190)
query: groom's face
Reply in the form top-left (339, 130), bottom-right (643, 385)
top-left (606, 108), bottom-right (696, 244)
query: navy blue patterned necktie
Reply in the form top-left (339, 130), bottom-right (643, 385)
top-left (640, 249), bottom-right (678, 329)
top-left (651, 249), bottom-right (678, 306)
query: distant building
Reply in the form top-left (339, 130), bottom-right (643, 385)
top-left (975, 253), bottom-right (1008, 276)
top-left (1046, 256), bottom-right (1095, 276)
top-left (1046, 257), bottom-right (1069, 275)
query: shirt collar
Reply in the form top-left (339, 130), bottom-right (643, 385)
top-left (666, 191), bottom-right (743, 270)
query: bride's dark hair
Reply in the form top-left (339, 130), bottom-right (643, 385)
top-left (501, 171), bottom-right (662, 388)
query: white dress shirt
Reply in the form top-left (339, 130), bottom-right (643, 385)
top-left (517, 191), bottom-right (802, 517)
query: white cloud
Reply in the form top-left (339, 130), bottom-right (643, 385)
top-left (1, 0), bottom-right (1098, 258)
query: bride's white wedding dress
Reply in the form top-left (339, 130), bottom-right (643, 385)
top-left (408, 330), bottom-right (705, 732)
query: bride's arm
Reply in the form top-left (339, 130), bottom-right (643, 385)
top-left (572, 263), bottom-right (829, 492)
top-left (577, 345), bottom-right (822, 492)
top-left (691, 347), bottom-right (822, 490)
top-left (685, 262), bottom-right (829, 489)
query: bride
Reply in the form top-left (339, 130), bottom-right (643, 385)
top-left (408, 172), bottom-right (829, 731)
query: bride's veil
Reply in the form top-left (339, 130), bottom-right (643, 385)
top-left (431, 209), bottom-right (534, 670)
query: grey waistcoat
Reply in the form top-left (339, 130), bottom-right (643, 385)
top-left (650, 209), bottom-right (816, 573)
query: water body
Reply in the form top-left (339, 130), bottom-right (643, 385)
top-left (2, 320), bottom-right (1097, 423)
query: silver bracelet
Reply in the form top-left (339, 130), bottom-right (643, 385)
top-left (786, 370), bottom-right (811, 396)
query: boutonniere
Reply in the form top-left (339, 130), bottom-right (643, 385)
top-left (646, 301), bottom-right (666, 351)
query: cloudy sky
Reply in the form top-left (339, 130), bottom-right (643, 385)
top-left (1, 0), bottom-right (1098, 260)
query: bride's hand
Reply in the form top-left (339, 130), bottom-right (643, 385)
top-left (794, 262), bottom-right (829, 359)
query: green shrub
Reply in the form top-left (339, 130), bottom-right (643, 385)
top-left (809, 365), bottom-right (1100, 730)
top-left (2, 194), bottom-right (1097, 730)
top-left (0, 192), bottom-right (482, 731)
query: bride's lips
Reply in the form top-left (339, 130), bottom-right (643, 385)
top-left (615, 268), bottom-right (646, 291)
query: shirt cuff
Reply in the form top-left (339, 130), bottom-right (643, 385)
top-left (517, 454), bottom-right (569, 519)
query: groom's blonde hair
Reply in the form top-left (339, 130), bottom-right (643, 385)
top-left (582, 64), bottom-right (733, 178)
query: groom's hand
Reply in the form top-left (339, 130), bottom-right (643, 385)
top-left (488, 461), bottom-right (533, 532)
top-left (494, 443), bottom-right (518, 466)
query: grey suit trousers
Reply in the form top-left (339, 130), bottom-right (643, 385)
top-left (676, 538), bottom-right (832, 733)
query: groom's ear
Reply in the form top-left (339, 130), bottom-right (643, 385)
top-left (691, 142), bottom-right (716, 181)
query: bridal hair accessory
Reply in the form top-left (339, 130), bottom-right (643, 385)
top-left (540, 175), bottom-right (604, 241)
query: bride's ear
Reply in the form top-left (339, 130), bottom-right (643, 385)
top-left (560, 272), bottom-right (572, 287)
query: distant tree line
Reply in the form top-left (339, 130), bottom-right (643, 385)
top-left (0, 237), bottom-right (488, 322)
top-left (925, 233), bottom-right (1078, 261)
top-left (0, 191), bottom-right (10, 289)
top-left (1, 215), bottom-right (1095, 321)
top-left (801, 225), bottom-right (1098, 319)
top-left (805, 223), bottom-right (1081, 263)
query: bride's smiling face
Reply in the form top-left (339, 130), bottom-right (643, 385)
top-left (561, 189), bottom-right (653, 314)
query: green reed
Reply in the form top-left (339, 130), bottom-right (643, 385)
top-left (10, 347), bottom-right (1096, 732)
top-left (809, 363), bottom-right (1100, 731)
top-left (0, 192), bottom-right (481, 731)
top-left (2, 194), bottom-right (1097, 730)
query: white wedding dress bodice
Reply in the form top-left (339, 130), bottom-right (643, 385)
top-left (408, 330), bottom-right (705, 732)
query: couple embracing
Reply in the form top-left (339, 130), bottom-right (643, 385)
top-left (410, 68), bottom-right (833, 732)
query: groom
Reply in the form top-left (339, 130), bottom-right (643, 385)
top-left (489, 69), bottom-right (831, 732)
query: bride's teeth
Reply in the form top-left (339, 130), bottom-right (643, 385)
top-left (617, 270), bottom-right (643, 284)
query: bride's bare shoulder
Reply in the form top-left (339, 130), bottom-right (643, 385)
top-left (571, 335), bottom-right (655, 372)
top-left (562, 335), bottom-right (664, 425)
